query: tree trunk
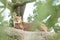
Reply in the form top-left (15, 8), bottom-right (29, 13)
top-left (14, 3), bottom-right (26, 20)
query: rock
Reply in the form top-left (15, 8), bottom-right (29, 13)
top-left (5, 27), bottom-right (55, 40)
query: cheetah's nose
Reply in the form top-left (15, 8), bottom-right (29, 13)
top-left (17, 21), bottom-right (18, 22)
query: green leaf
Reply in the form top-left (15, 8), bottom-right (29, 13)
top-left (12, 0), bottom-right (36, 4)
top-left (0, 0), bottom-right (7, 6)
top-left (33, 0), bottom-right (60, 29)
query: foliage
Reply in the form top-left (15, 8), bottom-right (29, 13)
top-left (0, 2), bottom-right (9, 40)
top-left (28, 15), bottom-right (34, 22)
top-left (12, 0), bottom-right (35, 4)
top-left (0, 0), bottom-right (15, 40)
top-left (47, 33), bottom-right (60, 40)
top-left (0, 12), bottom-right (9, 40)
top-left (30, 0), bottom-right (60, 31)
top-left (54, 26), bottom-right (60, 33)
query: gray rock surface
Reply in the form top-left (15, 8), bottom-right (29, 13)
top-left (5, 27), bottom-right (55, 40)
